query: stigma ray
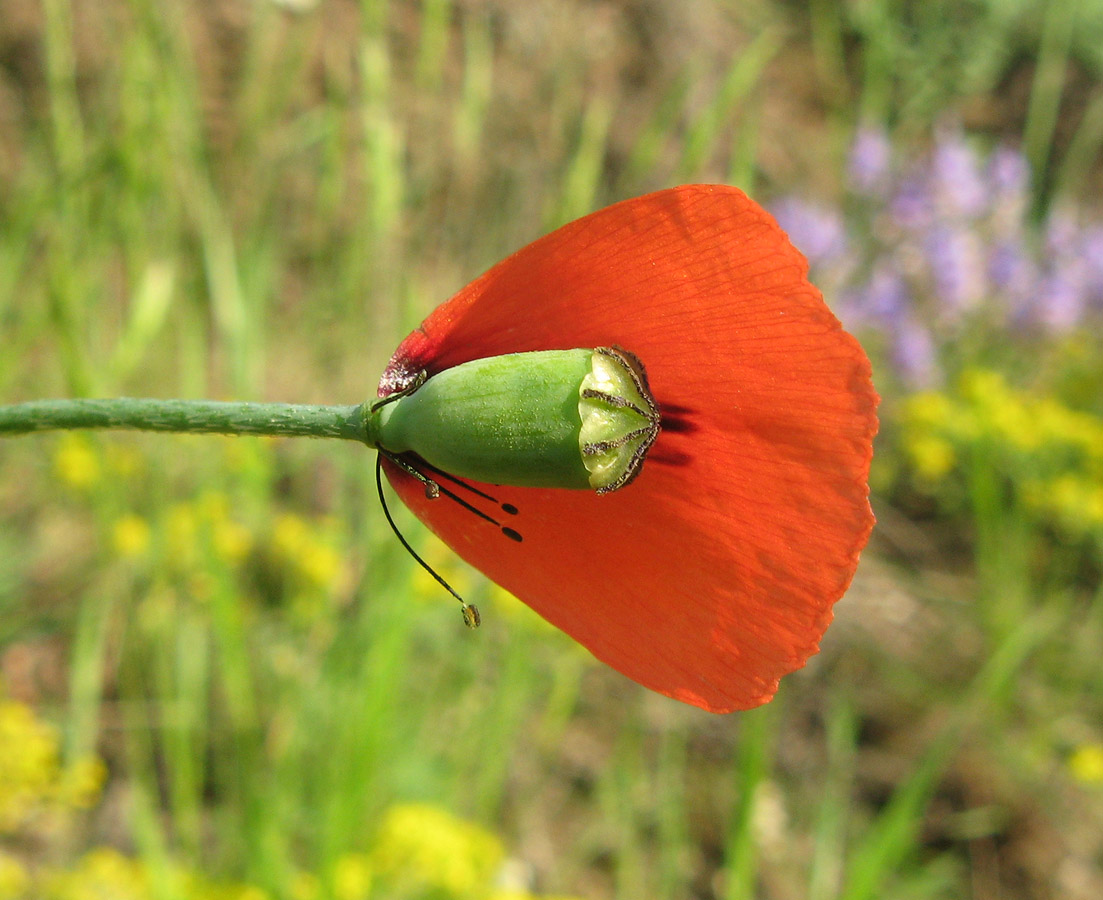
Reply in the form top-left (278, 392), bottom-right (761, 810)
top-left (582, 425), bottom-right (658, 454)
top-left (579, 387), bottom-right (652, 418)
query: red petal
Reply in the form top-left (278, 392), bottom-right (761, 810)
top-left (380, 185), bottom-right (877, 712)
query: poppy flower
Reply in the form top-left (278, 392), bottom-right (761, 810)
top-left (372, 184), bottom-right (877, 713)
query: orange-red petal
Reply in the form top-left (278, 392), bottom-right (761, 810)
top-left (380, 185), bottom-right (877, 712)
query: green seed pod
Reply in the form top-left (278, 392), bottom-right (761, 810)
top-left (368, 348), bottom-right (660, 492)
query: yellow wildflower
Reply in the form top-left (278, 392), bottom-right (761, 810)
top-left (988, 397), bottom-right (1040, 451)
top-left (163, 492), bottom-right (254, 567)
top-left (1068, 743), bottom-right (1103, 784)
top-left (489, 894), bottom-right (586, 900)
top-left (906, 435), bottom-right (956, 481)
top-left (166, 503), bottom-right (200, 567)
top-left (297, 541), bottom-right (341, 590)
top-left (0, 700), bottom-right (106, 835)
top-left (53, 434), bottom-right (100, 490)
top-left (0, 851), bottom-right (30, 899)
top-left (902, 370), bottom-right (1103, 534)
top-left (369, 803), bottom-right (504, 897)
top-left (212, 518), bottom-right (253, 566)
top-left (902, 390), bottom-right (955, 428)
top-left (273, 513), bottom-right (310, 557)
top-left (1036, 397), bottom-right (1103, 460)
top-left (196, 489), bottom-right (234, 522)
top-left (288, 872), bottom-right (321, 900)
top-left (58, 756), bottom-right (107, 810)
top-left (332, 853), bottom-right (373, 900)
top-left (199, 885), bottom-right (270, 900)
top-left (959, 368), bottom-right (1009, 406)
top-left (112, 514), bottom-right (151, 559)
top-left (0, 700), bottom-right (60, 833)
top-left (41, 847), bottom-right (151, 900)
top-left (1039, 475), bottom-right (1103, 533)
top-left (272, 514), bottom-right (342, 590)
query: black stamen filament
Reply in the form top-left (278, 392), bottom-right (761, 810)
top-left (374, 455), bottom-right (480, 629)
top-left (383, 451), bottom-right (442, 499)
top-left (417, 460), bottom-right (523, 542)
top-left (371, 372), bottom-right (525, 624)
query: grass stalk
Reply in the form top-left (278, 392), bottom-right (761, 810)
top-left (1053, 85), bottom-right (1103, 201)
top-left (551, 94), bottom-right (613, 228)
top-left (677, 28), bottom-right (781, 182)
top-left (808, 692), bottom-right (858, 900)
top-left (1024, 0), bottom-right (1080, 212)
top-left (722, 700), bottom-right (781, 900)
top-left (839, 613), bottom-right (1054, 900)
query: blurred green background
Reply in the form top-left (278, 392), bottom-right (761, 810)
top-left (2, 1), bottom-right (1102, 898)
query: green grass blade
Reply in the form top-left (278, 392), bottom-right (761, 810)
top-left (840, 613), bottom-right (1056, 900)
top-left (1024, 0), bottom-right (1081, 212)
top-left (416, 0), bottom-right (453, 91)
top-left (723, 699), bottom-right (781, 900)
top-left (677, 28), bottom-right (781, 182)
top-left (1053, 85), bottom-right (1103, 202)
top-left (550, 94), bottom-right (613, 228)
top-left (808, 691), bottom-right (858, 900)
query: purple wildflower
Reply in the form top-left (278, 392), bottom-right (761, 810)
top-left (987, 146), bottom-right (1031, 198)
top-left (1045, 206), bottom-right (1080, 258)
top-left (1035, 268), bottom-right (1087, 333)
top-left (925, 225), bottom-right (986, 318)
top-left (931, 127), bottom-right (987, 220)
top-left (989, 239), bottom-right (1039, 322)
top-left (989, 239), bottom-right (1031, 290)
top-left (1079, 225), bottom-right (1103, 309)
top-left (893, 317), bottom-right (938, 389)
top-left (833, 289), bottom-right (869, 333)
top-left (857, 263), bottom-right (910, 322)
top-left (890, 173), bottom-right (933, 232)
top-left (848, 126), bottom-right (892, 194)
top-left (773, 124), bottom-right (1101, 389)
top-left (986, 147), bottom-right (1031, 233)
top-left (770, 197), bottom-right (849, 268)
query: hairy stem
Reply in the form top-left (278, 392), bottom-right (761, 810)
top-left (0, 398), bottom-right (374, 445)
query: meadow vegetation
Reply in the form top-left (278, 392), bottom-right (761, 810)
top-left (1, 1), bottom-right (1102, 898)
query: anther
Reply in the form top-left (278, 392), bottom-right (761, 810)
top-left (462, 603), bottom-right (481, 628)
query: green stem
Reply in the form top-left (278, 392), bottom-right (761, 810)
top-left (0, 398), bottom-right (374, 444)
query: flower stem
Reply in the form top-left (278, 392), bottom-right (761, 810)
top-left (0, 398), bottom-right (374, 444)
